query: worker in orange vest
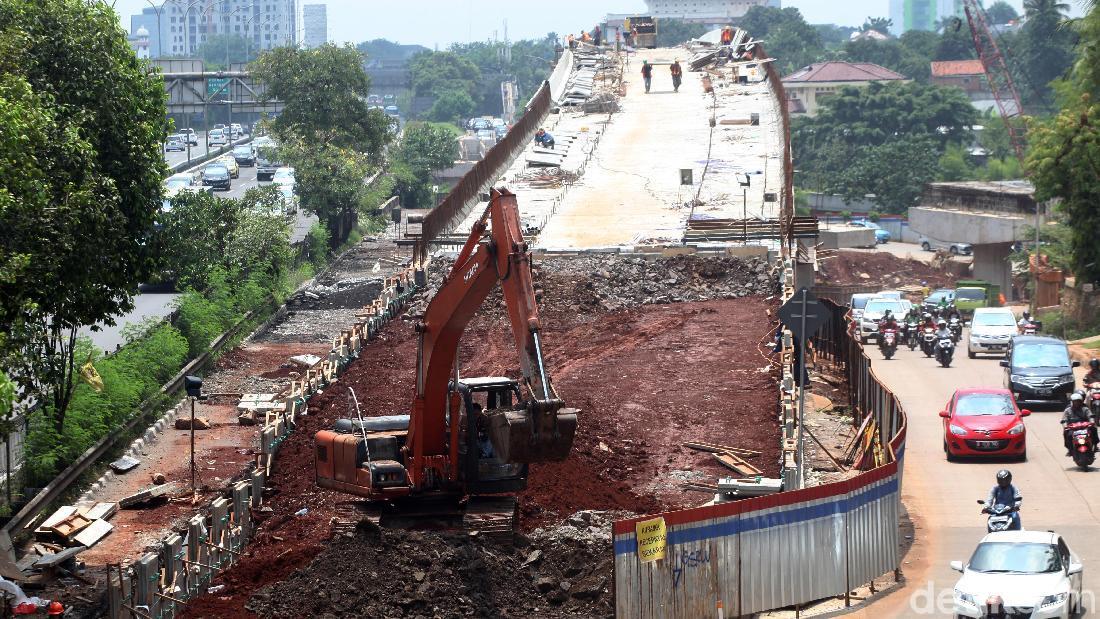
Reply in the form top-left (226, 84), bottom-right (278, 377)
top-left (721, 26), bottom-right (734, 46)
top-left (670, 59), bottom-right (683, 92)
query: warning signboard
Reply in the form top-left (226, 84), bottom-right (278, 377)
top-left (636, 517), bottom-right (667, 563)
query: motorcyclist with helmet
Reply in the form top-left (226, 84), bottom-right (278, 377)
top-left (878, 309), bottom-right (899, 333)
top-left (1082, 358), bottom-right (1100, 388)
top-left (1062, 391), bottom-right (1098, 456)
top-left (935, 318), bottom-right (952, 341)
top-left (1017, 311), bottom-right (1036, 334)
top-left (982, 469), bottom-right (1022, 530)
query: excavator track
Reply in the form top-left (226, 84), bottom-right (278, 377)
top-left (463, 496), bottom-right (517, 542)
top-left (329, 497), bottom-right (516, 541)
top-left (331, 501), bottom-right (381, 537)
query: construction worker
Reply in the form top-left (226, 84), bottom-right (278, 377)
top-left (721, 26), bottom-right (734, 46)
top-left (641, 59), bottom-right (653, 93)
top-left (581, 30), bottom-right (591, 43)
top-left (670, 59), bottom-right (683, 92)
top-left (594, 24), bottom-right (602, 46)
top-left (534, 128), bottom-right (554, 149)
top-left (567, 33), bottom-right (576, 50)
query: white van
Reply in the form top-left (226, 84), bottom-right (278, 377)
top-left (968, 307), bottom-right (1018, 358)
top-left (849, 293), bottom-right (877, 323)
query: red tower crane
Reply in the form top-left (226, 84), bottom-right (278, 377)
top-left (962, 0), bottom-right (1028, 164)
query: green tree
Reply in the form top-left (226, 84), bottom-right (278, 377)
top-left (986, 1), bottom-right (1021, 25)
top-left (157, 186), bottom-right (291, 291)
top-left (793, 81), bottom-right (977, 213)
top-left (282, 139), bottom-right (375, 247)
top-left (0, 0), bottom-right (169, 437)
top-left (934, 20), bottom-right (976, 61)
top-left (253, 43), bottom-right (394, 156)
top-left (737, 6), bottom-right (824, 74)
top-left (1017, 0), bottom-right (1076, 111)
top-left (427, 88), bottom-right (476, 124)
top-left (193, 33), bottom-right (254, 70)
top-left (397, 122), bottom-right (460, 174)
top-left (938, 143), bottom-right (975, 181)
top-left (1028, 5), bottom-right (1100, 284)
top-left (655, 19), bottom-right (710, 46)
top-left (408, 50), bottom-right (481, 101)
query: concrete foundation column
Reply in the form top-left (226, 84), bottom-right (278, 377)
top-left (972, 242), bottom-right (1013, 299)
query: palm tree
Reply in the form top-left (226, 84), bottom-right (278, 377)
top-left (1023, 0), bottom-right (1070, 21)
top-left (862, 16), bottom-right (893, 34)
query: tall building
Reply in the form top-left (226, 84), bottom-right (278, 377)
top-left (892, 0), bottom-right (964, 34)
top-left (302, 4), bottom-right (327, 49)
top-left (131, 0), bottom-right (297, 58)
top-left (642, 0), bottom-right (772, 23)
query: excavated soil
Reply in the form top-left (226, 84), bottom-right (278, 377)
top-left (180, 256), bottom-right (781, 618)
top-left (817, 250), bottom-right (964, 289)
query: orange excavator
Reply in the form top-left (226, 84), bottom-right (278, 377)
top-left (315, 188), bottom-right (577, 524)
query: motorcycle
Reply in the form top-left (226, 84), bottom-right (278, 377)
top-left (879, 329), bottom-right (898, 360)
top-left (1065, 420), bottom-right (1097, 469)
top-left (948, 317), bottom-right (963, 343)
top-left (936, 335), bottom-right (955, 368)
top-left (920, 327), bottom-right (937, 357)
top-left (905, 320), bottom-right (919, 350)
top-left (1088, 382), bottom-right (1100, 419)
top-left (977, 499), bottom-right (1019, 533)
top-left (1020, 320), bottom-right (1038, 335)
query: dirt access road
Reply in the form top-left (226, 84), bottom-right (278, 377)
top-left (848, 339), bottom-right (1100, 617)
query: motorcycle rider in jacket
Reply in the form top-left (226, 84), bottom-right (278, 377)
top-left (983, 469), bottom-right (1022, 530)
top-left (1062, 391), bottom-right (1098, 456)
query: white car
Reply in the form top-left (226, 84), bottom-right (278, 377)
top-left (858, 297), bottom-right (909, 343)
top-left (968, 307), bottom-right (1018, 358)
top-left (951, 530), bottom-right (1083, 619)
top-left (209, 129), bottom-right (228, 146)
top-left (272, 166), bottom-right (295, 187)
top-left (920, 235), bottom-right (973, 255)
top-left (849, 293), bottom-right (877, 324)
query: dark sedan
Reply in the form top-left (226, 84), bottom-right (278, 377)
top-left (202, 163), bottom-right (231, 191)
top-left (232, 145), bottom-right (256, 166)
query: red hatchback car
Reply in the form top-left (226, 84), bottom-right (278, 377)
top-left (941, 388), bottom-right (1030, 461)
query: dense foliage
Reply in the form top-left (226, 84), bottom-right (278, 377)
top-left (793, 81), bottom-right (977, 212)
top-left (391, 122), bottom-right (462, 209)
top-left (0, 0), bottom-right (169, 436)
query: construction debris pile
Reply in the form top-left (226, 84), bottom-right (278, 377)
top-left (560, 45), bottom-right (623, 113)
top-left (409, 253), bottom-right (777, 317)
top-left (817, 250), bottom-right (962, 289)
top-left (246, 511), bottom-right (621, 618)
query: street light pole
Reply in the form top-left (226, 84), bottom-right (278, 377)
top-left (144, 0), bottom-right (162, 58)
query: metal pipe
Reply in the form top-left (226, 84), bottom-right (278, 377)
top-left (532, 331), bottom-right (550, 400)
top-left (796, 287), bottom-right (808, 488)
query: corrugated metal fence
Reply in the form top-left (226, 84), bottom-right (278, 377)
top-left (614, 299), bottom-right (908, 617)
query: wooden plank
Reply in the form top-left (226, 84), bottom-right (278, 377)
top-left (682, 441), bottom-right (760, 457)
top-left (49, 513), bottom-right (92, 540)
top-left (37, 506), bottom-right (77, 534)
top-left (73, 519), bottom-right (113, 548)
top-left (712, 452), bottom-right (762, 476)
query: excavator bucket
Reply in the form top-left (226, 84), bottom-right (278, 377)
top-left (485, 406), bottom-right (578, 464)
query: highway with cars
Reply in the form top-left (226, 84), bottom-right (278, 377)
top-left (853, 316), bottom-right (1100, 617)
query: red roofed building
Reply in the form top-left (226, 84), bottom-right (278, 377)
top-left (781, 61), bottom-right (909, 116)
top-left (930, 59), bottom-right (991, 98)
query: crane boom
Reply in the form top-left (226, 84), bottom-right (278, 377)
top-left (962, 0), bottom-right (1028, 164)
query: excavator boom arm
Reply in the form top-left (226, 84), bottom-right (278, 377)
top-left (409, 188), bottom-right (575, 489)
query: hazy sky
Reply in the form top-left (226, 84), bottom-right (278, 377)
top-left (113, 0), bottom-right (1084, 49)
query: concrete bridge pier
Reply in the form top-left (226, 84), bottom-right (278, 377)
top-left (972, 242), bottom-right (1013, 298)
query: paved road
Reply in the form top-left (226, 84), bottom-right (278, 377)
top-left (852, 336), bottom-right (1100, 617)
top-left (847, 240), bottom-right (974, 266)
